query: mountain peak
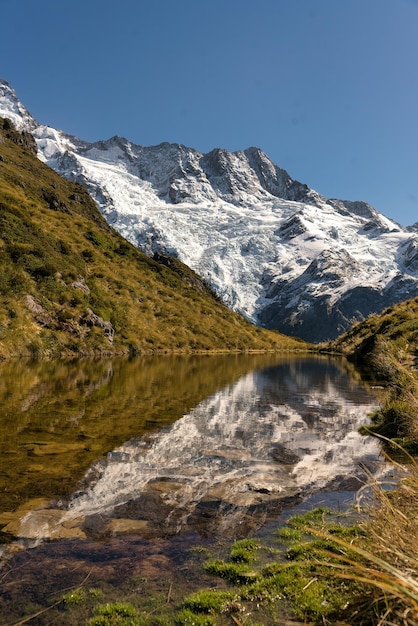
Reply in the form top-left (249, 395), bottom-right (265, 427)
top-left (0, 120), bottom-right (293, 357)
top-left (1, 79), bottom-right (418, 342)
top-left (0, 78), bottom-right (38, 131)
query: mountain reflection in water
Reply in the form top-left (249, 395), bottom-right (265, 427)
top-left (20, 357), bottom-right (382, 542)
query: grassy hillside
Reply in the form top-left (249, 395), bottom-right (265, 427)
top-left (0, 118), bottom-right (304, 358)
top-left (328, 296), bottom-right (418, 445)
top-left (328, 296), bottom-right (418, 378)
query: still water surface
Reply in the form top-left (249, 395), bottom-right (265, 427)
top-left (0, 354), bottom-right (384, 622)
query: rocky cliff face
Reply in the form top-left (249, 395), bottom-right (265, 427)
top-left (2, 78), bottom-right (418, 342)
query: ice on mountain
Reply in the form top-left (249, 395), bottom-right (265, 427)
top-left (1, 77), bottom-right (418, 342)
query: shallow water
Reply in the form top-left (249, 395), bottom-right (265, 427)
top-left (0, 354), bottom-right (384, 623)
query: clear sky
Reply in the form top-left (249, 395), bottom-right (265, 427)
top-left (2, 0), bottom-right (417, 225)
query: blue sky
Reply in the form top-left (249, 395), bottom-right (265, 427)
top-left (2, 0), bottom-right (418, 225)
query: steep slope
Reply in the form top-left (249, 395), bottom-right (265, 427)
top-left (2, 78), bottom-right (418, 342)
top-left (328, 293), bottom-right (418, 451)
top-left (329, 294), bottom-right (418, 379)
top-left (0, 118), bottom-right (301, 358)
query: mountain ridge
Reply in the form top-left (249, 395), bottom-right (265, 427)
top-left (0, 116), bottom-right (299, 358)
top-left (1, 78), bottom-right (418, 342)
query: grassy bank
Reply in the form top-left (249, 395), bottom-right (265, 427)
top-left (329, 296), bottom-right (418, 451)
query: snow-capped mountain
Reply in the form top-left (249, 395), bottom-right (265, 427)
top-left (2, 78), bottom-right (418, 342)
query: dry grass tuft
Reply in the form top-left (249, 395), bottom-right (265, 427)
top-left (306, 457), bottom-right (418, 625)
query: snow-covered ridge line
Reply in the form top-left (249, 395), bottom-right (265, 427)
top-left (1, 77), bottom-right (418, 342)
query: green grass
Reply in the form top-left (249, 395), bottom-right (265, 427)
top-left (176, 494), bottom-right (418, 625)
top-left (204, 559), bottom-right (259, 585)
top-left (86, 602), bottom-right (141, 625)
top-left (171, 508), bottom-right (372, 624)
top-left (230, 538), bottom-right (261, 564)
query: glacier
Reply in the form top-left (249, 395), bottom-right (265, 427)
top-left (1, 77), bottom-right (418, 342)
